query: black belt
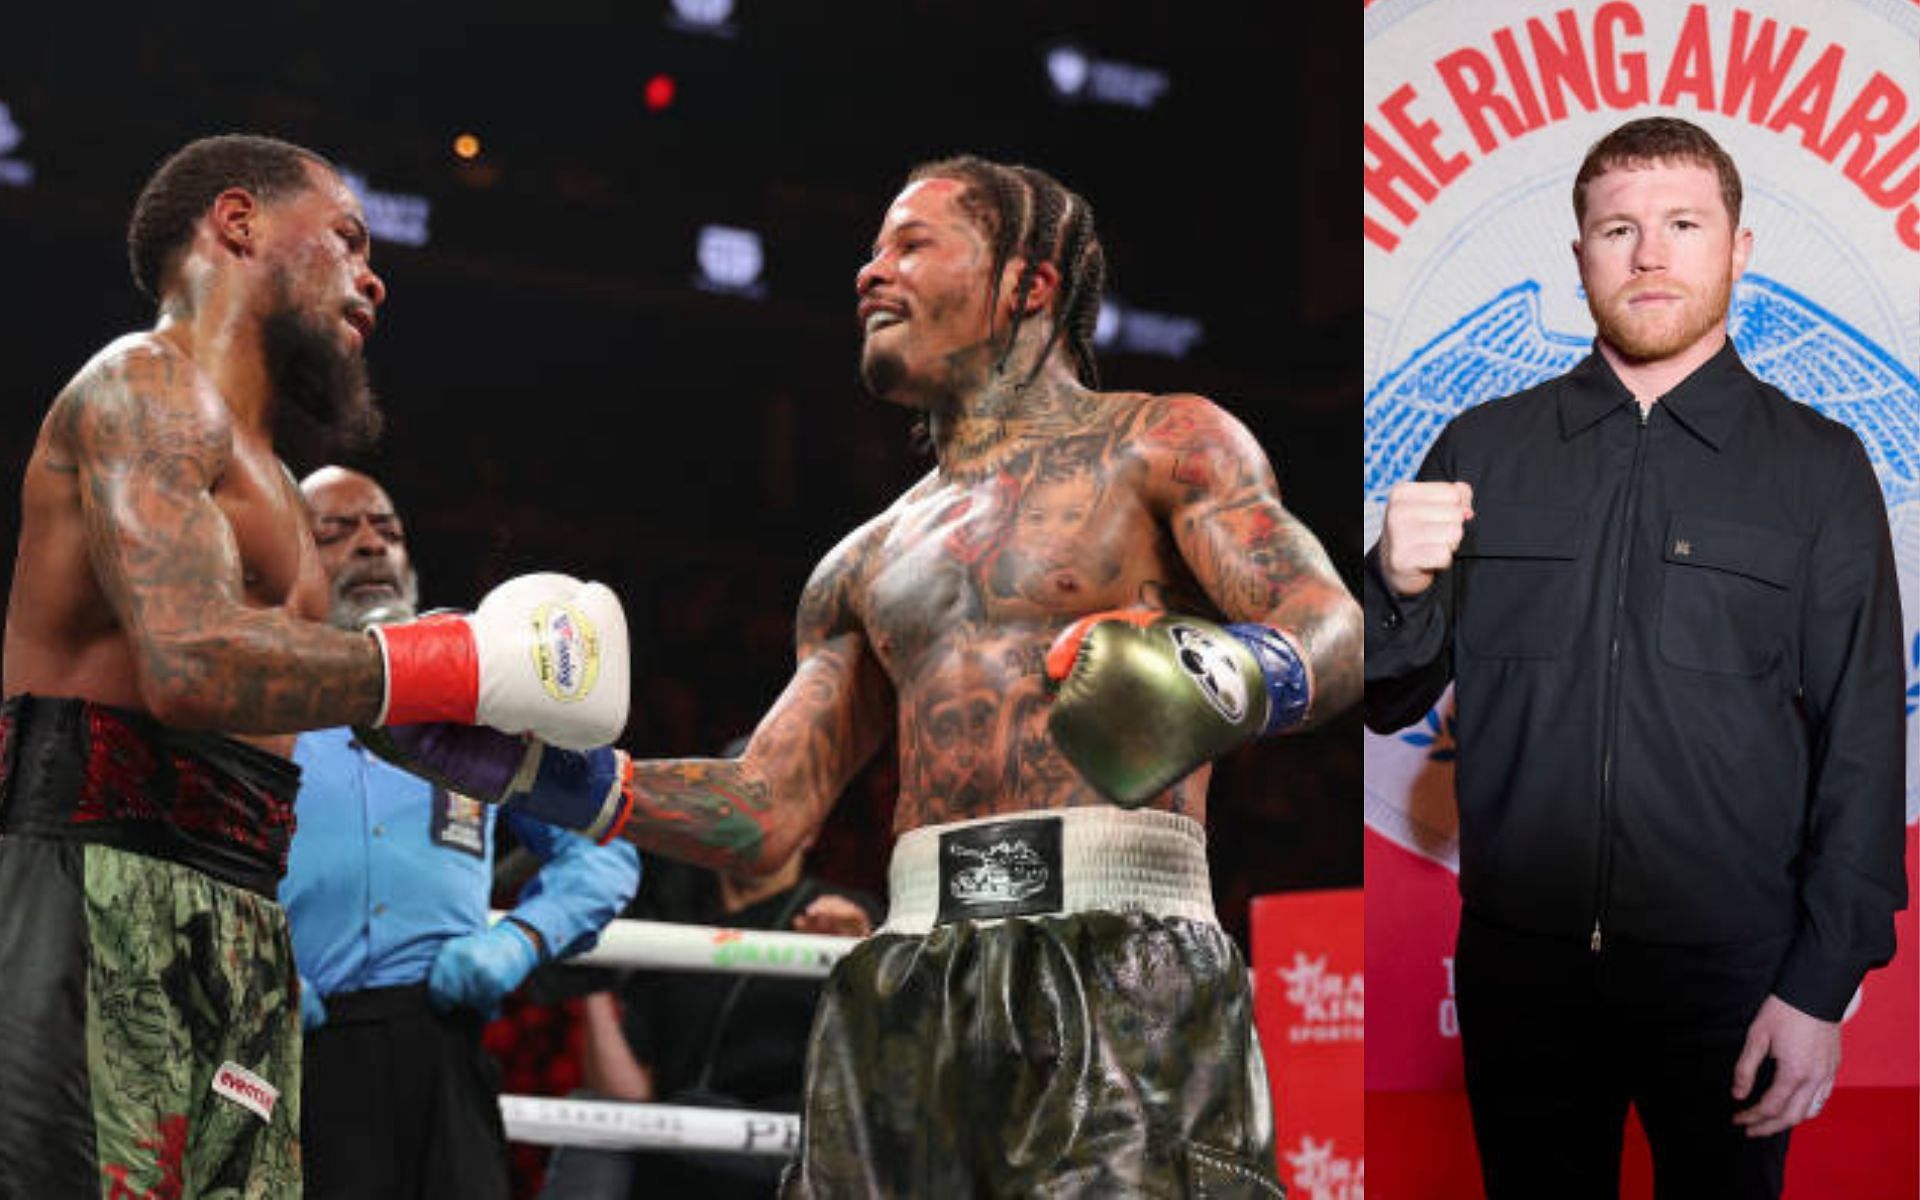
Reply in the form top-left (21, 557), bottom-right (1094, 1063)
top-left (0, 694), bottom-right (299, 897)
top-left (318, 984), bottom-right (437, 1024)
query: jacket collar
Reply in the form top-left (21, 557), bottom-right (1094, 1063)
top-left (1558, 338), bottom-right (1753, 449)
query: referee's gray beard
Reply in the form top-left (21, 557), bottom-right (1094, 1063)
top-left (327, 571), bottom-right (419, 632)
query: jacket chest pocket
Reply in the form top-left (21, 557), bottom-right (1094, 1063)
top-left (1657, 514), bottom-right (1803, 677)
top-left (1455, 504), bottom-right (1584, 660)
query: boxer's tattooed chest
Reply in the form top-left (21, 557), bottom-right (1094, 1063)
top-left (887, 622), bottom-right (1209, 824)
top-left (215, 450), bottom-right (314, 607)
top-left (866, 436), bottom-right (1174, 668)
top-left (858, 431), bottom-right (1208, 824)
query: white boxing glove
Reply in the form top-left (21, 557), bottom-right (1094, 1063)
top-left (367, 573), bottom-right (630, 751)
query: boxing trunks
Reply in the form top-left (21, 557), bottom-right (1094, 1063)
top-left (0, 695), bottom-right (302, 1199)
top-left (781, 807), bottom-right (1283, 1198)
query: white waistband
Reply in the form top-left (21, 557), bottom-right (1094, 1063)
top-left (880, 807), bottom-right (1218, 936)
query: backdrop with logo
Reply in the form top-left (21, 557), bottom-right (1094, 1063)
top-left (1253, 889), bottom-right (1364, 1200)
top-left (1363, 0), bottom-right (1919, 1193)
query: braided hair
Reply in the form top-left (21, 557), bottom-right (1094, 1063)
top-left (905, 155), bottom-right (1107, 389)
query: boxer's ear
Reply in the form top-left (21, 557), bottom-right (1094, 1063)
top-left (1020, 260), bottom-right (1061, 316)
top-left (1001, 258), bottom-right (1062, 317)
top-left (210, 187), bottom-right (260, 256)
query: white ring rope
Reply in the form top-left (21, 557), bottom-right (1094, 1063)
top-left (499, 1095), bottom-right (800, 1158)
top-left (494, 912), bottom-right (837, 1153)
top-left (491, 910), bottom-right (859, 978)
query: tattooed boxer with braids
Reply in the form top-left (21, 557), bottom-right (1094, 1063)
top-left (764, 156), bottom-right (1357, 1196)
top-left (376, 155), bottom-right (1358, 1196)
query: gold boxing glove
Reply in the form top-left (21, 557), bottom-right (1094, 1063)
top-left (1044, 609), bottom-right (1310, 807)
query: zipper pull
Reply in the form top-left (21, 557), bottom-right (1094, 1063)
top-left (1590, 921), bottom-right (1603, 954)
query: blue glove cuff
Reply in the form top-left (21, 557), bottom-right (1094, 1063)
top-left (1225, 623), bottom-right (1310, 735)
top-left (505, 745), bottom-right (621, 833)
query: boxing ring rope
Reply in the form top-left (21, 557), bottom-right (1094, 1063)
top-left (544, 913), bottom-right (856, 978)
top-left (495, 912), bottom-right (854, 1153)
top-left (501, 1095), bottom-right (801, 1158)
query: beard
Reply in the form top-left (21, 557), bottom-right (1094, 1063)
top-left (263, 283), bottom-right (382, 472)
top-left (327, 562), bottom-right (419, 632)
top-left (860, 339), bottom-right (939, 457)
top-left (859, 340), bottom-right (909, 403)
top-left (1590, 269), bottom-right (1734, 364)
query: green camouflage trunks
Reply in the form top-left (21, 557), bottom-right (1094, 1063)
top-left (0, 696), bottom-right (302, 1199)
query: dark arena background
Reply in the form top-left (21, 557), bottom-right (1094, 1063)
top-left (0, 4), bottom-right (1355, 1192)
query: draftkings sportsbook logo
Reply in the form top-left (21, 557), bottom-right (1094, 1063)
top-left (1284, 1135), bottom-right (1364, 1200)
top-left (1277, 953), bottom-right (1364, 1044)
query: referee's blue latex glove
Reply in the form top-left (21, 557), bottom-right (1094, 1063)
top-left (428, 922), bottom-right (541, 1017)
top-left (298, 975), bottom-right (328, 1032)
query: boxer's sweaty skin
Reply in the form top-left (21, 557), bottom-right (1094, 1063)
top-left (612, 167), bottom-right (1357, 872)
top-left (6, 159), bottom-right (392, 756)
top-left (618, 376), bottom-right (1353, 871)
top-left (5, 334), bottom-right (379, 758)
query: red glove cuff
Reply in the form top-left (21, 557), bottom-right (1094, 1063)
top-left (596, 751), bottom-right (638, 846)
top-left (373, 614), bottom-right (481, 727)
top-left (1045, 608), bottom-right (1159, 683)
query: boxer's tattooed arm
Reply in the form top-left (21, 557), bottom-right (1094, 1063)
top-left (622, 638), bottom-right (891, 870)
top-left (619, 760), bottom-right (778, 869)
top-left (62, 344), bottom-right (385, 731)
top-left (1136, 395), bottom-right (1363, 725)
top-left (621, 524), bottom-right (895, 871)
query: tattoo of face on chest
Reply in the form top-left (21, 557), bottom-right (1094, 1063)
top-left (873, 416), bottom-right (1196, 821)
top-left (887, 429), bottom-right (1154, 654)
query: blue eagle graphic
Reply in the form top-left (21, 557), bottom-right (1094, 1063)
top-left (1364, 277), bottom-right (1920, 510)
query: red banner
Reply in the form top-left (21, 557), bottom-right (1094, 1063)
top-left (1253, 889), bottom-right (1365, 1198)
top-left (1364, 827), bottom-right (1919, 1198)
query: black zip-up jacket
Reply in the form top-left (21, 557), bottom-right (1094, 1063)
top-left (1364, 341), bottom-right (1906, 1021)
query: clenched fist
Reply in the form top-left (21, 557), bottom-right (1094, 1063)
top-left (1379, 481), bottom-right (1474, 597)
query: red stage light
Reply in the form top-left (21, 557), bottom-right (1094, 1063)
top-left (644, 73), bottom-right (676, 112)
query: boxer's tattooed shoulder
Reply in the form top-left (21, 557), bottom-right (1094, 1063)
top-left (1129, 393), bottom-right (1324, 607)
top-left (1178, 496), bottom-right (1327, 617)
top-left (800, 512), bottom-right (894, 644)
top-left (1134, 392), bottom-right (1362, 721)
top-left (1130, 394), bottom-right (1270, 501)
top-left (67, 347), bottom-right (235, 630)
top-left (796, 549), bottom-right (860, 645)
top-left (63, 344), bottom-right (384, 732)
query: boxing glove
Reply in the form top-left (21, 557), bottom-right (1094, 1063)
top-left (368, 573), bottom-right (629, 752)
top-left (428, 922), bottom-right (541, 1017)
top-left (1045, 609), bottom-right (1310, 807)
top-left (354, 722), bottom-right (634, 843)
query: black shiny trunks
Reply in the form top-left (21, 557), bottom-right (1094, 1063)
top-left (0, 694), bottom-right (300, 896)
